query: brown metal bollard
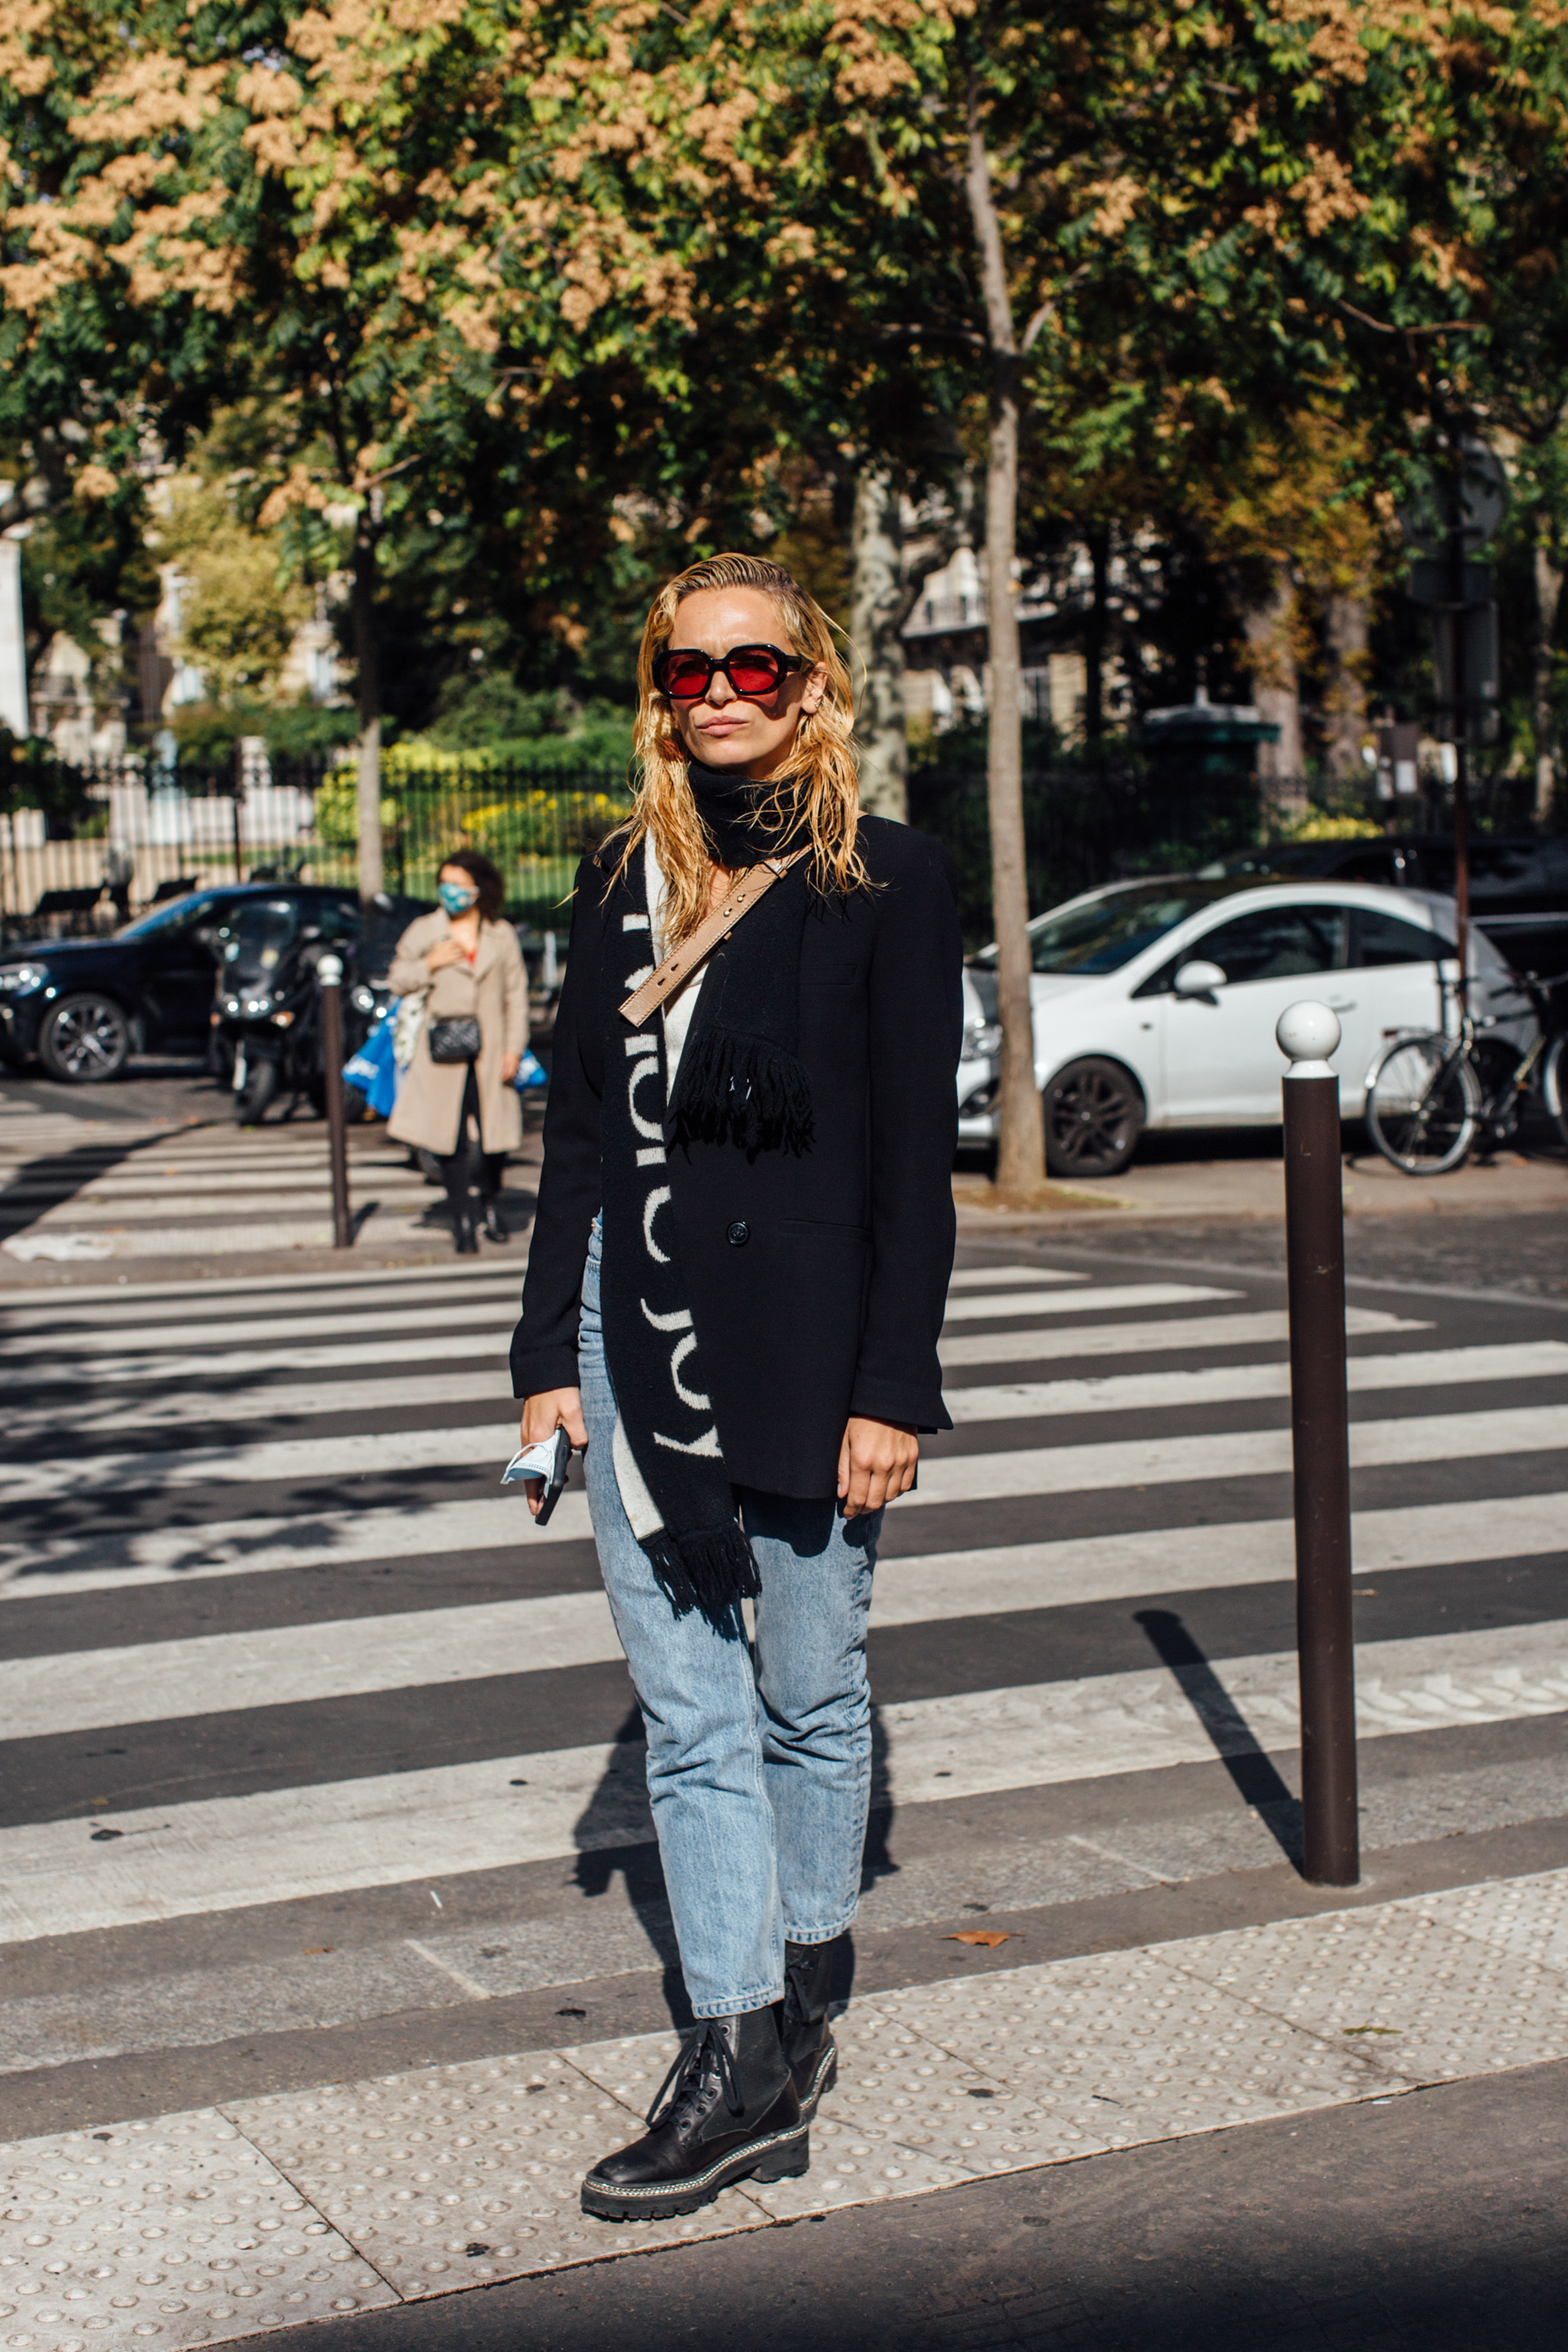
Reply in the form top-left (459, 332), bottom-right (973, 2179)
top-left (317, 951), bottom-right (353, 1251)
top-left (1276, 1002), bottom-right (1359, 1887)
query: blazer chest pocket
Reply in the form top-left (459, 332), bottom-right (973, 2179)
top-left (803, 963), bottom-right (860, 988)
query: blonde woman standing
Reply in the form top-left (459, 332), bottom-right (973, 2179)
top-left (511, 555), bottom-right (962, 2218)
top-left (388, 849), bottom-right (526, 1253)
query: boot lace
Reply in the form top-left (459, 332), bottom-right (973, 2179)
top-left (646, 2021), bottom-right (745, 2130)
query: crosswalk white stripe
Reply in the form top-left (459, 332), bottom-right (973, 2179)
top-left (6, 1214), bottom-right (465, 1261)
top-left (29, 1338), bottom-right (1558, 1449)
top-left (0, 1299), bottom-right (520, 1357)
top-left (869, 1493), bottom-right (1566, 1621)
top-left (10, 1332), bottom-right (517, 1385)
top-left (14, 1139), bottom-right (417, 1161)
top-left (30, 1187), bottom-right (434, 1225)
top-left (914, 1408), bottom-right (1568, 1503)
top-left (938, 1305), bottom-right (1429, 1370)
top-left (10, 1400), bottom-right (1563, 1506)
top-left (944, 1265), bottom-right (1086, 1289)
top-left (9, 1169), bottom-right (422, 1201)
top-left (943, 1342), bottom-right (1568, 1424)
top-left (0, 1257), bottom-right (529, 1311)
top-left (0, 1274), bottom-right (520, 1335)
top-left (5, 1619), bottom-right (1565, 1944)
top-left (0, 1280), bottom-right (1232, 1362)
top-left (6, 1491), bottom-right (1563, 1741)
top-left (7, 1406), bottom-right (1563, 1598)
top-left (13, 1366), bottom-right (515, 1441)
top-left (0, 1492), bottom-right (592, 1597)
top-left (938, 1282), bottom-right (1239, 1323)
top-left (15, 1303), bottom-right (1427, 1390)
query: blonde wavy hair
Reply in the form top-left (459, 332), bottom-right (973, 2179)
top-left (610, 552), bottom-right (868, 945)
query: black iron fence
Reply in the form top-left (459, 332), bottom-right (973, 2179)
top-left (908, 760), bottom-right (1301, 946)
top-left (354, 767), bottom-right (632, 929)
top-left (0, 754), bottom-right (636, 940)
top-left (6, 745), bottom-right (1364, 951)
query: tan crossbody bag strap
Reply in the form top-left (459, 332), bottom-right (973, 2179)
top-left (618, 849), bottom-right (808, 1027)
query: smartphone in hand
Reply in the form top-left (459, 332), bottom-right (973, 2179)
top-left (502, 1429), bottom-right (572, 1524)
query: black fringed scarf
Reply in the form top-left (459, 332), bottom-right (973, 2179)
top-left (598, 762), bottom-right (814, 1622)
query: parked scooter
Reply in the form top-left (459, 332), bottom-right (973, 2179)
top-left (213, 902), bottom-right (368, 1123)
top-left (211, 891), bottom-right (426, 1123)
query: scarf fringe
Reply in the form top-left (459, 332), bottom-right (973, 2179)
top-left (644, 1524), bottom-right (762, 1622)
top-left (670, 1026), bottom-right (814, 1156)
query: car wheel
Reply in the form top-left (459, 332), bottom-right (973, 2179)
top-left (1044, 1057), bottom-right (1144, 1178)
top-left (38, 993), bottom-right (132, 1084)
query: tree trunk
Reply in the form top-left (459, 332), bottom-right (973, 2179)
top-left (1243, 565), bottom-right (1305, 819)
top-left (1535, 518), bottom-right (1563, 824)
top-left (848, 465), bottom-right (910, 821)
top-left (1322, 591), bottom-right (1369, 787)
top-left (965, 121), bottom-right (1046, 1198)
top-left (352, 508), bottom-right (383, 903)
top-left (1085, 524), bottom-right (1109, 744)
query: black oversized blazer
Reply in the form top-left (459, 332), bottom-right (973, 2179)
top-left (510, 814), bottom-right (964, 1498)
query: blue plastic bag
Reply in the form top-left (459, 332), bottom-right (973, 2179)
top-left (344, 1007), bottom-right (399, 1119)
top-left (513, 1048), bottom-right (547, 1092)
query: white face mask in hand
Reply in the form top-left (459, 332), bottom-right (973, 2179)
top-left (503, 1430), bottom-right (574, 1523)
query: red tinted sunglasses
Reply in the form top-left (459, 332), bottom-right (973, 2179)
top-left (652, 641), bottom-right (803, 703)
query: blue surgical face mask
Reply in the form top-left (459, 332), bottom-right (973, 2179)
top-left (437, 881), bottom-right (479, 916)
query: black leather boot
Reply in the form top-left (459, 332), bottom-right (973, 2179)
top-left (452, 1211), bottom-right (478, 1254)
top-left (581, 2010), bottom-right (807, 2221)
top-left (776, 1937), bottom-right (840, 2118)
top-left (480, 1198), bottom-right (509, 1244)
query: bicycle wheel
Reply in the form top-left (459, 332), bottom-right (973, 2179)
top-left (1365, 1033), bottom-right (1481, 1174)
top-left (1543, 1031), bottom-right (1568, 1151)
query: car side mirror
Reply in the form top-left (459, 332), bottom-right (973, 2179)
top-left (1173, 959), bottom-right (1227, 999)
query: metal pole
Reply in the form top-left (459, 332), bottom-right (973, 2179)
top-left (1452, 745), bottom-right (1470, 1005)
top-left (317, 950), bottom-right (353, 1249)
top-left (1276, 1002), bottom-right (1359, 1887)
top-left (1447, 448), bottom-right (1470, 1004)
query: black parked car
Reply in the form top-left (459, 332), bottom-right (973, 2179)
top-left (0, 884), bottom-right (360, 1083)
top-left (1206, 835), bottom-right (1568, 977)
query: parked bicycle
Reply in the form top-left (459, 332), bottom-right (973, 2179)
top-left (1364, 970), bottom-right (1568, 1175)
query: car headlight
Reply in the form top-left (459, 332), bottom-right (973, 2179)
top-left (963, 1019), bottom-right (1003, 1059)
top-left (0, 963), bottom-right (47, 997)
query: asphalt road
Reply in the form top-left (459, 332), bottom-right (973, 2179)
top-left (2, 1070), bottom-right (1566, 2345)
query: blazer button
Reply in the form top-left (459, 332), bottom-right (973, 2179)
top-left (726, 1220), bottom-right (750, 1247)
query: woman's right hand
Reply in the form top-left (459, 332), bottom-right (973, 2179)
top-left (426, 937), bottom-right (466, 973)
top-left (517, 1388), bottom-right (588, 1517)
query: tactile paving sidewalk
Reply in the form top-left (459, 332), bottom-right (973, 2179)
top-left (4, 1868), bottom-right (1566, 2348)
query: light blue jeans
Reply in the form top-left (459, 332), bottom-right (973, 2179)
top-left (579, 1217), bottom-right (880, 2018)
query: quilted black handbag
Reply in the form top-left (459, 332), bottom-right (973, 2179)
top-left (428, 1016), bottom-right (481, 1064)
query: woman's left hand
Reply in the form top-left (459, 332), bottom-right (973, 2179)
top-left (837, 1416), bottom-right (918, 1517)
top-left (500, 1052), bottom-right (520, 1084)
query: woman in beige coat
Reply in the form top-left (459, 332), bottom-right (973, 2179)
top-left (388, 850), bottom-right (528, 1253)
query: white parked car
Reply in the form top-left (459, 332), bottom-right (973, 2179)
top-left (958, 875), bottom-right (1533, 1176)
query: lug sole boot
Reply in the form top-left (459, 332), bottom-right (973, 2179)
top-left (581, 2010), bottom-right (808, 2222)
top-left (778, 1936), bottom-right (841, 2119)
